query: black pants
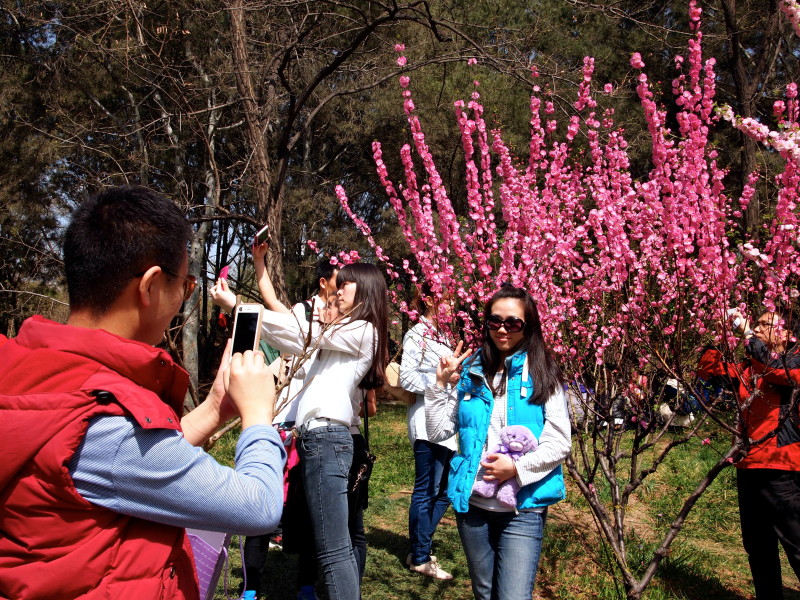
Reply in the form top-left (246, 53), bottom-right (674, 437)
top-left (737, 468), bottom-right (800, 599)
top-left (348, 432), bottom-right (369, 581)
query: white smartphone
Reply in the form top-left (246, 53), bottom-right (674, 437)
top-left (230, 303), bottom-right (264, 358)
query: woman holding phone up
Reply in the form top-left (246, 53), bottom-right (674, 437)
top-left (211, 246), bottom-right (388, 600)
top-left (425, 285), bottom-right (570, 600)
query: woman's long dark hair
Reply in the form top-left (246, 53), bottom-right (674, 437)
top-left (336, 263), bottom-right (389, 389)
top-left (410, 281), bottom-right (433, 319)
top-left (480, 285), bottom-right (562, 405)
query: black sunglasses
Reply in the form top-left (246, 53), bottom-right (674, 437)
top-left (486, 315), bottom-right (526, 333)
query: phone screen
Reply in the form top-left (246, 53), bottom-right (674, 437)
top-left (232, 310), bottom-right (260, 355)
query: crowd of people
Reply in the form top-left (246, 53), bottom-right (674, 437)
top-left (205, 237), bottom-right (574, 600)
top-left (0, 183), bottom-right (799, 600)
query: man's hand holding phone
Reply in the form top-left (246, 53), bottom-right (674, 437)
top-left (224, 350), bottom-right (275, 429)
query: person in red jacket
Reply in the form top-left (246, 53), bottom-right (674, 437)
top-left (698, 306), bottom-right (800, 600)
top-left (0, 186), bottom-right (285, 600)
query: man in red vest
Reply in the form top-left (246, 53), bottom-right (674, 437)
top-left (0, 186), bottom-right (285, 599)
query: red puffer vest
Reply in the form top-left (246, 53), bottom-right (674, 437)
top-left (698, 338), bottom-right (800, 471)
top-left (0, 316), bottom-right (199, 600)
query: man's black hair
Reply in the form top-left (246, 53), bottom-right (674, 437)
top-left (315, 258), bottom-right (338, 285)
top-left (63, 185), bottom-right (193, 315)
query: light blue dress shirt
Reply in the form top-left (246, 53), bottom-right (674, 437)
top-left (69, 416), bottom-right (286, 535)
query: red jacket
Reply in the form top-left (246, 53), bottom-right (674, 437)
top-left (0, 316), bottom-right (199, 600)
top-left (698, 337), bottom-right (800, 471)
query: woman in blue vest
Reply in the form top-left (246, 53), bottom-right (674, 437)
top-left (425, 284), bottom-right (571, 600)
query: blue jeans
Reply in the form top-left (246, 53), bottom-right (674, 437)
top-left (408, 440), bottom-right (453, 565)
top-left (456, 504), bottom-right (548, 600)
top-left (298, 424), bottom-right (360, 600)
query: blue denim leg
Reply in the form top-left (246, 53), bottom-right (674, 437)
top-left (456, 505), bottom-right (547, 600)
top-left (299, 425), bottom-right (360, 600)
top-left (456, 506), bottom-right (496, 600)
top-left (408, 440), bottom-right (454, 565)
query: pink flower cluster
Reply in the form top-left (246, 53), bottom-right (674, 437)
top-left (782, 0), bottom-right (800, 37)
top-left (336, 3), bottom-right (800, 366)
top-left (333, 250), bottom-right (362, 267)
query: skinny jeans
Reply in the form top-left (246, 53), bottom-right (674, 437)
top-left (299, 424), bottom-right (359, 600)
top-left (408, 439), bottom-right (453, 565)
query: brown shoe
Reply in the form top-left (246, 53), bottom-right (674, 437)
top-left (406, 555), bottom-right (453, 580)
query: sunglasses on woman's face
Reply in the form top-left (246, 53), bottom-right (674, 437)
top-left (486, 315), bottom-right (526, 333)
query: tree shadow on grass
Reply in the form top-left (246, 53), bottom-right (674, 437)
top-left (656, 560), bottom-right (752, 600)
top-left (658, 559), bottom-right (800, 600)
top-left (239, 525), bottom-right (470, 600)
top-left (364, 525), bottom-right (474, 600)
top-left (656, 548), bottom-right (800, 600)
top-left (535, 521), bottom-right (779, 600)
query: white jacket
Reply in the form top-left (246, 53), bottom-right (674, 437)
top-left (261, 310), bottom-right (375, 429)
top-left (399, 318), bottom-right (457, 450)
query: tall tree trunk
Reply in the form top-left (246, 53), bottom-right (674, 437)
top-left (720, 0), bottom-right (783, 237)
top-left (229, 0), bottom-right (288, 302)
top-left (181, 38), bottom-right (224, 411)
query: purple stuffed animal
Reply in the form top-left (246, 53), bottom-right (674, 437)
top-left (472, 424), bottom-right (538, 508)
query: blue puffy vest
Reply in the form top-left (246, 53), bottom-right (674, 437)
top-left (447, 349), bottom-right (566, 513)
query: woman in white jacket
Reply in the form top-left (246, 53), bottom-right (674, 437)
top-left (400, 287), bottom-right (457, 580)
top-left (212, 255), bottom-right (388, 600)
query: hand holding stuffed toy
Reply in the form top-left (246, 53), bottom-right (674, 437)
top-left (472, 425), bottom-right (538, 508)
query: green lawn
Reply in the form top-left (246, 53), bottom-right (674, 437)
top-left (211, 401), bottom-right (800, 600)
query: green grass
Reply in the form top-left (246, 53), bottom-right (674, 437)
top-left (210, 403), bottom-right (800, 599)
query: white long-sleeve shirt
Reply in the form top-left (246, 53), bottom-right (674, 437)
top-left (272, 299), bottom-right (320, 425)
top-left (261, 310), bottom-right (375, 429)
top-left (399, 318), bottom-right (457, 450)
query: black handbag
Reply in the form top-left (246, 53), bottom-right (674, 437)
top-left (350, 408), bottom-right (376, 494)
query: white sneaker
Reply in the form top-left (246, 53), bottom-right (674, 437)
top-left (406, 554), bottom-right (453, 580)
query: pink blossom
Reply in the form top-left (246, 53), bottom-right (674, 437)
top-left (701, 438), bottom-right (711, 445)
top-left (467, 58), bottom-right (477, 66)
top-left (399, 76), bottom-right (410, 88)
top-left (337, 12), bottom-right (800, 377)
top-left (781, 0), bottom-right (800, 37)
top-left (630, 53), bottom-right (645, 69)
top-left (688, 0), bottom-right (702, 22)
top-left (394, 43), bottom-right (405, 53)
top-left (397, 56), bottom-right (407, 67)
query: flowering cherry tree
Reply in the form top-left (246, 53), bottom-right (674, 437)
top-left (337, 1), bottom-right (800, 596)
